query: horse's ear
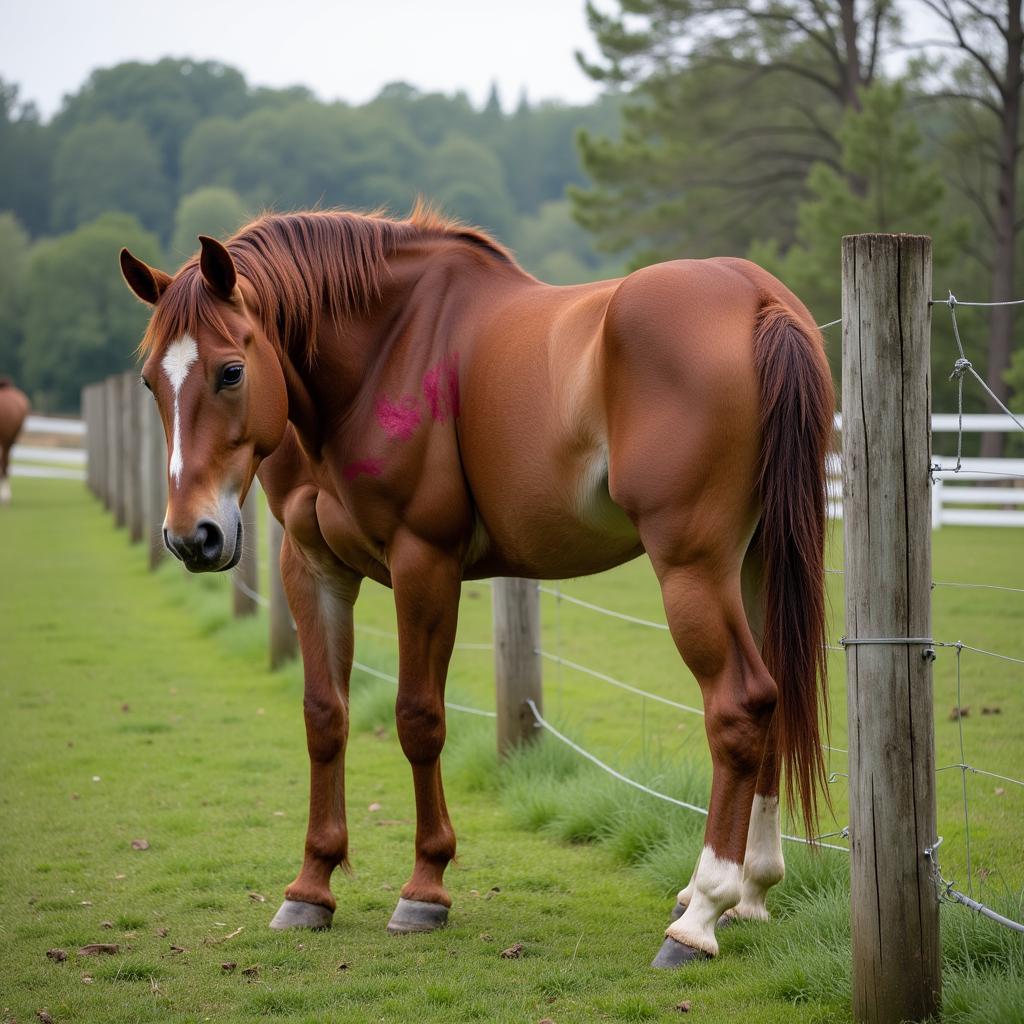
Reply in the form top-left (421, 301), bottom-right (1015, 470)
top-left (120, 248), bottom-right (171, 306)
top-left (198, 235), bottom-right (237, 300)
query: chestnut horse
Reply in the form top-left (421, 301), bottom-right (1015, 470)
top-left (119, 208), bottom-right (833, 967)
top-left (0, 378), bottom-right (30, 505)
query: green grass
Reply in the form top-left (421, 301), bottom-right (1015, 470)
top-left (1, 478), bottom-right (1022, 1022)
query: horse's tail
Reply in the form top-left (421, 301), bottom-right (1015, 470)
top-left (752, 299), bottom-right (834, 840)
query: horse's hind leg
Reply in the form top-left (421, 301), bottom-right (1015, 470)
top-left (643, 549), bottom-right (777, 967)
top-left (270, 534), bottom-right (360, 931)
top-left (730, 541), bottom-right (785, 922)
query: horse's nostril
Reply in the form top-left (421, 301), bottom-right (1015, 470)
top-left (195, 519), bottom-right (225, 563)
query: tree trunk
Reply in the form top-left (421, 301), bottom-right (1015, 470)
top-left (981, 0), bottom-right (1023, 459)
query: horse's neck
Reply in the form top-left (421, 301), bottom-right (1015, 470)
top-left (278, 240), bottom-right (525, 453)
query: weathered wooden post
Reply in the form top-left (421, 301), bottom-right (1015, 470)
top-left (267, 511), bottom-right (297, 668)
top-left (107, 374), bottom-right (125, 525)
top-left (96, 382), bottom-right (109, 507)
top-left (81, 386), bottom-right (93, 494)
top-left (141, 385), bottom-right (167, 569)
top-left (492, 578), bottom-right (542, 756)
top-left (123, 370), bottom-right (143, 543)
top-left (232, 484), bottom-right (259, 617)
top-left (841, 234), bottom-right (940, 1023)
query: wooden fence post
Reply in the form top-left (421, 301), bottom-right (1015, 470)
top-left (232, 485), bottom-right (259, 617)
top-left (107, 374), bottom-right (125, 525)
top-left (841, 233), bottom-right (940, 1023)
top-left (267, 511), bottom-right (297, 668)
top-left (82, 386), bottom-right (94, 494)
top-left (492, 578), bottom-right (542, 756)
top-left (94, 383), bottom-right (108, 505)
top-left (123, 370), bottom-right (143, 544)
top-left (141, 386), bottom-right (167, 569)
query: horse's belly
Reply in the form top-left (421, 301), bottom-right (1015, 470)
top-left (464, 450), bottom-right (642, 580)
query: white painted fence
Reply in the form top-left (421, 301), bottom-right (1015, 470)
top-left (10, 415), bottom-right (86, 482)
top-left (829, 413), bottom-right (1024, 528)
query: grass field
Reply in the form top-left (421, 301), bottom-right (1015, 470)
top-left (2, 478), bottom-right (1022, 1023)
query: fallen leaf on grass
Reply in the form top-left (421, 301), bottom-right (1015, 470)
top-left (221, 961), bottom-right (237, 972)
top-left (78, 943), bottom-right (119, 956)
top-left (114, 873), bottom-right (126, 880)
top-left (81, 974), bottom-right (93, 985)
top-left (45, 949), bottom-right (68, 962)
top-left (79, 900), bottom-right (92, 906)
top-left (131, 839), bottom-right (150, 851)
top-left (100, 921), bottom-right (113, 930)
top-left (121, 703), bottom-right (130, 712)
top-left (337, 962), bottom-right (349, 971)
top-left (36, 1010), bottom-right (54, 1023)
top-left (242, 965), bottom-right (259, 978)
top-left (538, 1019), bottom-right (554, 1024)
top-left (479, 933), bottom-right (493, 942)
top-left (368, 802), bottom-right (382, 812)
top-left (996, 787), bottom-right (1006, 796)
top-left (248, 892), bottom-right (266, 903)
top-left (981, 706), bottom-right (1002, 715)
top-left (500, 943), bottom-right (524, 959)
top-left (155, 927), bottom-right (169, 938)
top-left (675, 1000), bottom-right (692, 1013)
top-left (168, 945), bottom-right (187, 955)
top-left (949, 706), bottom-right (969, 720)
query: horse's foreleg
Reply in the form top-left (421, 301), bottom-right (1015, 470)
top-left (649, 562), bottom-right (777, 967)
top-left (0, 446), bottom-right (10, 505)
top-left (386, 537), bottom-right (461, 934)
top-left (270, 536), bottom-right (360, 931)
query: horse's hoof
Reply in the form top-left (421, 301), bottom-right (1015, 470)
top-left (269, 898), bottom-right (333, 931)
top-left (651, 936), bottom-right (710, 969)
top-left (669, 902), bottom-right (732, 928)
top-left (386, 897), bottom-right (449, 934)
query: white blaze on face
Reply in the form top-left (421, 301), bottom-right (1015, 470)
top-left (161, 335), bottom-right (199, 487)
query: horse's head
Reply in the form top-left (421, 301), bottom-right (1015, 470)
top-left (120, 236), bottom-right (287, 572)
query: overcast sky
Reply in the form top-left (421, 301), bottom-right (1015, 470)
top-left (2, 0), bottom-right (605, 118)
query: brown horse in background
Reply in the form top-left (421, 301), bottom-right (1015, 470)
top-left (0, 379), bottom-right (30, 505)
top-left (120, 207), bottom-right (833, 967)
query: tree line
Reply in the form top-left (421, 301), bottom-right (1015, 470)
top-left (0, 60), bottom-right (621, 410)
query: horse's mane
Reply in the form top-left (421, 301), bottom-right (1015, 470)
top-left (141, 204), bottom-right (513, 359)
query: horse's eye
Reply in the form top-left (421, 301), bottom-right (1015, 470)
top-left (219, 364), bottom-right (244, 389)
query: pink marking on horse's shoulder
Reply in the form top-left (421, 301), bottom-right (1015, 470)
top-left (422, 353), bottom-right (460, 423)
top-left (375, 394), bottom-right (421, 441)
top-left (342, 458), bottom-right (383, 481)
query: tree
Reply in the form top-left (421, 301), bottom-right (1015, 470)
top-left (914, 0), bottom-right (1023, 455)
top-left (425, 135), bottom-right (517, 239)
top-left (572, 0), bottom-right (900, 265)
top-left (751, 82), bottom-right (950, 378)
top-left (0, 213), bottom-right (31, 379)
top-left (53, 59), bottom-right (251, 184)
top-left (512, 199), bottom-right (622, 282)
top-left (170, 186), bottom-right (248, 261)
top-left (0, 80), bottom-right (52, 235)
top-left (21, 213), bottom-right (163, 411)
top-left (50, 117), bottom-right (171, 236)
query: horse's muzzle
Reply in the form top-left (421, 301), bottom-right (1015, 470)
top-left (164, 517), bottom-right (242, 572)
